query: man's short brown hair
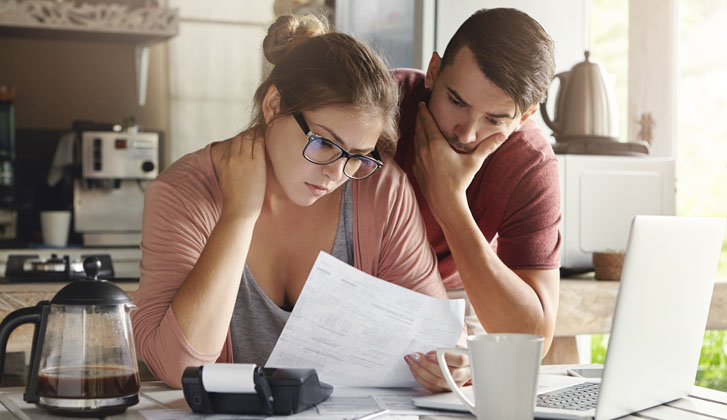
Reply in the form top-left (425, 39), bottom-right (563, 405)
top-left (441, 8), bottom-right (555, 115)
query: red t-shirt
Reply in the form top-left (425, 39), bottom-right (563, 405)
top-left (393, 69), bottom-right (562, 290)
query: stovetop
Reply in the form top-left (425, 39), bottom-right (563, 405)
top-left (3, 253), bottom-right (114, 283)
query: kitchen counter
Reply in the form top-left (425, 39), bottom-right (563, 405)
top-left (542, 275), bottom-right (727, 364)
top-left (555, 275), bottom-right (727, 335)
top-left (1, 274), bottom-right (725, 362)
top-left (0, 247), bottom-right (141, 279)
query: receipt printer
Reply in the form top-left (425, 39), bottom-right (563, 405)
top-left (182, 363), bottom-right (333, 415)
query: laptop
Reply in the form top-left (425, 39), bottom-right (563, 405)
top-left (413, 215), bottom-right (726, 420)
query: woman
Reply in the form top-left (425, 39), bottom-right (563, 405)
top-left (131, 15), bottom-right (468, 390)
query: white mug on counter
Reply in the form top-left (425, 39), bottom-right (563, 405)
top-left (437, 333), bottom-right (544, 420)
top-left (40, 210), bottom-right (71, 247)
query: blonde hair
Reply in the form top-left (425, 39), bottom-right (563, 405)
top-left (250, 15), bottom-right (399, 156)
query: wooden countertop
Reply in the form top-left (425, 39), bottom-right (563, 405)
top-left (1, 277), bottom-right (725, 353)
top-left (555, 279), bottom-right (727, 336)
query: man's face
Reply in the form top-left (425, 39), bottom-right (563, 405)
top-left (424, 46), bottom-right (535, 153)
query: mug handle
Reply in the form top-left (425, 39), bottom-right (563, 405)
top-left (436, 348), bottom-right (475, 415)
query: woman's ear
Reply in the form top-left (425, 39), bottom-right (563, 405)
top-left (262, 85), bottom-right (282, 125)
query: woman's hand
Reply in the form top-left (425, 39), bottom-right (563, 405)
top-left (405, 350), bottom-right (471, 392)
top-left (171, 131), bottom-right (266, 356)
top-left (216, 131), bottom-right (267, 221)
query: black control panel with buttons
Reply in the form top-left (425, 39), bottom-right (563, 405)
top-left (93, 138), bottom-right (102, 171)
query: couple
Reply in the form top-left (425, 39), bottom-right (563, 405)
top-left (131, 8), bottom-right (561, 392)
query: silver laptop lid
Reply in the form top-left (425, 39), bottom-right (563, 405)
top-left (596, 215), bottom-right (725, 420)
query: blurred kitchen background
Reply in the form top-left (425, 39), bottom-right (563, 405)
top-left (0, 0), bottom-right (725, 388)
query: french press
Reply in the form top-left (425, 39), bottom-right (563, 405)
top-left (0, 257), bottom-right (140, 417)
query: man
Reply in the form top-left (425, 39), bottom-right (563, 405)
top-left (399, 8), bottom-right (561, 390)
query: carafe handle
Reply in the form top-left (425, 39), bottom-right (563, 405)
top-left (0, 305), bottom-right (40, 382)
top-left (0, 301), bottom-right (50, 403)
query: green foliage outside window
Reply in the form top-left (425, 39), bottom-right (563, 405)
top-left (591, 331), bottom-right (727, 391)
top-left (696, 330), bottom-right (727, 391)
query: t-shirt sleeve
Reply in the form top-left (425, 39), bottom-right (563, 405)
top-left (494, 157), bottom-right (562, 269)
top-left (131, 179), bottom-right (222, 389)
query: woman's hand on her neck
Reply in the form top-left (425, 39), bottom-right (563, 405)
top-left (216, 131), bottom-right (267, 222)
top-left (172, 130), bottom-right (267, 354)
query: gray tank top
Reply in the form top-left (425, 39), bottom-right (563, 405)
top-left (230, 182), bottom-right (354, 365)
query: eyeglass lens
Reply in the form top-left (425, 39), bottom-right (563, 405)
top-left (304, 137), bottom-right (378, 179)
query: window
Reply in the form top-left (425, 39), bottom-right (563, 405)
top-left (677, 1), bottom-right (727, 390)
top-left (677, 0), bottom-right (727, 278)
top-left (589, 0), bottom-right (727, 391)
top-left (590, 0), bottom-right (628, 142)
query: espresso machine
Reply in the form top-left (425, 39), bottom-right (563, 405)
top-left (73, 126), bottom-right (159, 246)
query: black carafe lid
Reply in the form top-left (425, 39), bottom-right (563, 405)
top-left (51, 257), bottom-right (132, 305)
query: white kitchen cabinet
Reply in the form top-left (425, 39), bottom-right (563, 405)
top-left (0, 0), bottom-right (179, 107)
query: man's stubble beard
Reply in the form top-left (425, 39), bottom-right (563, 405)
top-left (443, 131), bottom-right (477, 154)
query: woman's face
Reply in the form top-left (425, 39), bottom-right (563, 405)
top-left (265, 105), bottom-right (382, 207)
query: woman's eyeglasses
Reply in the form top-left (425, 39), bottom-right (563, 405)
top-left (293, 112), bottom-right (383, 180)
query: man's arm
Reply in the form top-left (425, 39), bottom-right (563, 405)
top-left (411, 102), bottom-right (559, 355)
top-left (437, 200), bottom-right (559, 355)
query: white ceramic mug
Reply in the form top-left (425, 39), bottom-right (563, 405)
top-left (40, 210), bottom-right (71, 247)
top-left (437, 333), bottom-right (543, 420)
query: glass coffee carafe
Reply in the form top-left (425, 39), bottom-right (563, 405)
top-left (0, 257), bottom-right (140, 417)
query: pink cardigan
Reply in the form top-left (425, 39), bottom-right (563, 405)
top-left (131, 143), bottom-right (447, 388)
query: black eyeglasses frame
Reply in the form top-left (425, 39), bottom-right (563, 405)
top-left (293, 112), bottom-right (384, 180)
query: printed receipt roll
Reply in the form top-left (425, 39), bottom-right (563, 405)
top-left (201, 363), bottom-right (257, 393)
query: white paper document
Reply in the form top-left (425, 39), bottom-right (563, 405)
top-left (265, 251), bottom-right (465, 388)
top-left (316, 386), bottom-right (442, 416)
top-left (139, 387), bottom-right (435, 419)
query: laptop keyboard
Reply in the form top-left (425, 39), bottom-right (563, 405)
top-left (537, 382), bottom-right (600, 411)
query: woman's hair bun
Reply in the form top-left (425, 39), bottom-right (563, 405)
top-left (263, 15), bottom-right (329, 65)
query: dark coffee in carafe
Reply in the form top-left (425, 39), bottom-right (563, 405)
top-left (37, 366), bottom-right (139, 399)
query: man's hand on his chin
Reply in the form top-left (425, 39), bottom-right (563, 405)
top-left (412, 102), bottom-right (506, 223)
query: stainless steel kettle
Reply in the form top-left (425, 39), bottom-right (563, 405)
top-left (540, 51), bottom-right (620, 142)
